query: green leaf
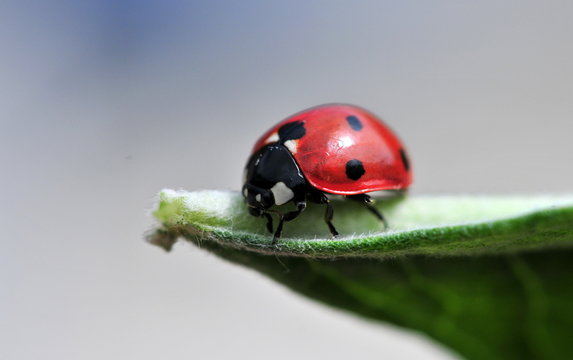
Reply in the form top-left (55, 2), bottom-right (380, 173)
top-left (149, 189), bottom-right (573, 360)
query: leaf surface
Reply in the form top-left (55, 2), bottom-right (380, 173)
top-left (150, 189), bottom-right (573, 359)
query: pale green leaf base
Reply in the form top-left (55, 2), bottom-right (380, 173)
top-left (149, 189), bottom-right (573, 360)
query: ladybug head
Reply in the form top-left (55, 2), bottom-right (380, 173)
top-left (242, 184), bottom-right (275, 216)
top-left (242, 143), bottom-right (308, 214)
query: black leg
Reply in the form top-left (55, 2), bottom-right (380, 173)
top-left (263, 212), bottom-right (273, 234)
top-left (307, 191), bottom-right (339, 238)
top-left (347, 194), bottom-right (388, 229)
top-left (272, 202), bottom-right (306, 244)
top-left (324, 200), bottom-right (339, 237)
top-left (273, 218), bottom-right (285, 244)
top-left (249, 206), bottom-right (274, 234)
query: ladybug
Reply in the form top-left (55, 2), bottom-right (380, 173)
top-left (242, 104), bottom-right (412, 243)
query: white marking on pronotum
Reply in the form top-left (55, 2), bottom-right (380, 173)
top-left (265, 133), bottom-right (279, 144)
top-left (255, 194), bottom-right (262, 203)
top-left (243, 188), bottom-right (248, 197)
top-left (284, 140), bottom-right (298, 154)
top-left (271, 182), bottom-right (294, 205)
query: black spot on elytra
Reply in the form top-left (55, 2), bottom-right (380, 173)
top-left (399, 148), bottom-right (410, 171)
top-left (345, 159), bottom-right (365, 180)
top-left (278, 121), bottom-right (306, 142)
top-left (346, 115), bottom-right (363, 131)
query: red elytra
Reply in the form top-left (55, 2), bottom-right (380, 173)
top-left (252, 104), bottom-right (412, 195)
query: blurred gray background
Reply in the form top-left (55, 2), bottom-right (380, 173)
top-left (2, 1), bottom-right (572, 359)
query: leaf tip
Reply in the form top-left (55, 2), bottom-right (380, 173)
top-left (145, 228), bottom-right (178, 251)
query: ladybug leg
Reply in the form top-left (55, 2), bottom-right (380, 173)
top-left (324, 200), bottom-right (339, 238)
top-left (347, 194), bottom-right (388, 229)
top-left (272, 201), bottom-right (306, 244)
top-left (262, 212), bottom-right (274, 234)
top-left (248, 206), bottom-right (274, 234)
top-left (307, 191), bottom-right (339, 238)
